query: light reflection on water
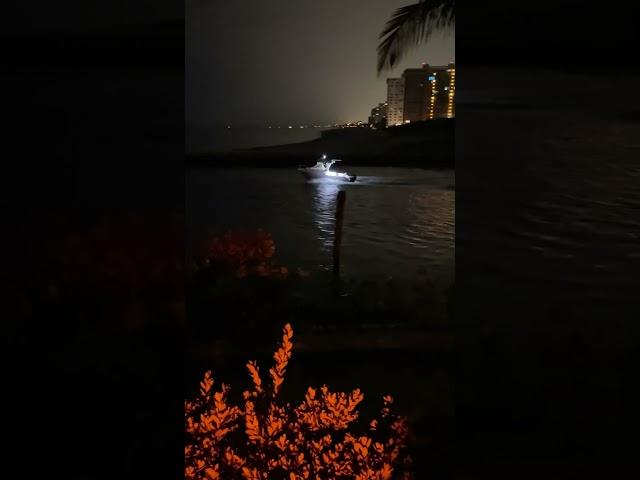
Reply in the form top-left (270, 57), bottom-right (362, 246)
top-left (306, 180), bottom-right (339, 250)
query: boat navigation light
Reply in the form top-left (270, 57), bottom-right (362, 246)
top-left (322, 154), bottom-right (327, 159)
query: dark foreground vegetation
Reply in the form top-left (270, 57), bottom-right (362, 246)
top-left (5, 216), bottom-right (452, 479)
top-left (185, 229), bottom-right (454, 479)
top-left (4, 215), bottom-right (184, 479)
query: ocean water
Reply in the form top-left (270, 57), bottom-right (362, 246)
top-left (455, 69), bottom-right (640, 458)
top-left (457, 69), bottom-right (640, 309)
top-left (186, 166), bottom-right (455, 284)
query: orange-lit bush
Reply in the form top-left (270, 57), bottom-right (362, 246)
top-left (51, 216), bottom-right (181, 290)
top-left (36, 215), bottom-right (184, 327)
top-left (200, 230), bottom-right (303, 279)
top-left (185, 324), bottom-right (413, 480)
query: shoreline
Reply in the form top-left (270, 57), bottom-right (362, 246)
top-left (187, 119), bottom-right (454, 169)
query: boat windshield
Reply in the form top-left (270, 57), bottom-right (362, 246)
top-left (324, 160), bottom-right (338, 170)
top-left (311, 158), bottom-right (340, 170)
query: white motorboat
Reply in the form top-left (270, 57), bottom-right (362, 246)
top-left (298, 155), bottom-right (357, 183)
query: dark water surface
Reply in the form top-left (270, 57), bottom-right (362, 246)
top-left (187, 167), bottom-right (455, 285)
top-left (459, 116), bottom-right (640, 305)
top-left (456, 69), bottom-right (640, 469)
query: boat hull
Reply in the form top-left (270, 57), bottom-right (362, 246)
top-left (298, 169), bottom-right (357, 183)
top-left (298, 169), bottom-right (326, 180)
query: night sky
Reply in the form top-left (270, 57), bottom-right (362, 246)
top-left (186, 0), bottom-right (455, 128)
top-left (2, 1), bottom-right (181, 34)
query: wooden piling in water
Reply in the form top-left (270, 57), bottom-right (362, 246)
top-left (333, 190), bottom-right (346, 277)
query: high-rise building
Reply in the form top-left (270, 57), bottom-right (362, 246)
top-left (424, 63), bottom-right (456, 120)
top-left (445, 63), bottom-right (455, 119)
top-left (385, 63), bottom-right (455, 125)
top-left (401, 67), bottom-right (428, 122)
top-left (368, 102), bottom-right (388, 128)
top-left (386, 78), bottom-right (404, 126)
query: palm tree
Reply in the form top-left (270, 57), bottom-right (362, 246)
top-left (377, 0), bottom-right (455, 74)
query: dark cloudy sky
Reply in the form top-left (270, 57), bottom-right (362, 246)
top-left (186, 0), bottom-right (454, 128)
